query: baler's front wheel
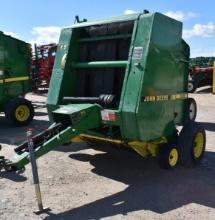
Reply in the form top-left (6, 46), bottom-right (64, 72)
top-left (5, 98), bottom-right (34, 126)
top-left (178, 121), bottom-right (206, 166)
top-left (158, 143), bottom-right (180, 169)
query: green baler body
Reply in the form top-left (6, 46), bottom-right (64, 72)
top-left (0, 32), bottom-right (30, 112)
top-left (47, 12), bottom-right (190, 142)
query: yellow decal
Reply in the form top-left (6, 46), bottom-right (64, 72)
top-left (213, 61), bottom-right (215, 94)
top-left (144, 93), bottom-right (188, 102)
top-left (0, 76), bottom-right (29, 84)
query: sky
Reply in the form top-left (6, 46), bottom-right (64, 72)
top-left (0, 0), bottom-right (214, 57)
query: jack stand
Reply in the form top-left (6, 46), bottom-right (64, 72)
top-left (27, 129), bottom-right (51, 214)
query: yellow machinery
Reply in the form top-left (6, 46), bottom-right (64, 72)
top-left (213, 61), bottom-right (215, 94)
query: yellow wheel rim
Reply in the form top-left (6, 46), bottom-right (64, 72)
top-left (15, 105), bottom-right (30, 122)
top-left (193, 132), bottom-right (204, 158)
top-left (169, 148), bottom-right (179, 167)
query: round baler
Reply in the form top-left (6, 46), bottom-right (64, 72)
top-left (0, 12), bottom-right (205, 171)
top-left (0, 32), bottom-right (34, 126)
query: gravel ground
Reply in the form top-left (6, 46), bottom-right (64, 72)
top-left (0, 90), bottom-right (215, 220)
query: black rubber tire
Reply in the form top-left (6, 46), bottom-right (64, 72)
top-left (187, 98), bottom-right (197, 122)
top-left (178, 122), bottom-right (206, 166)
top-left (4, 98), bottom-right (34, 126)
top-left (188, 80), bottom-right (197, 93)
top-left (158, 143), bottom-right (180, 169)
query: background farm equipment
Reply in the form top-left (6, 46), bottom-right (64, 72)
top-left (0, 32), bottom-right (34, 125)
top-left (0, 12), bottom-right (205, 172)
top-left (190, 56), bottom-right (215, 67)
top-left (31, 43), bottom-right (57, 91)
top-left (188, 66), bottom-right (214, 93)
top-left (188, 57), bottom-right (215, 93)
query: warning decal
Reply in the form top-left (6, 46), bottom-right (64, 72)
top-left (133, 47), bottom-right (143, 60)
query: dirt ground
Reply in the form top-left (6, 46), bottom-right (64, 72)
top-left (0, 90), bottom-right (215, 220)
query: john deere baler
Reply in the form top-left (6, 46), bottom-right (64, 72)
top-left (0, 32), bottom-right (34, 125)
top-left (0, 12), bottom-right (205, 171)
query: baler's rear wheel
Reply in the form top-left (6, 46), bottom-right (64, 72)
top-left (187, 98), bottom-right (197, 122)
top-left (178, 121), bottom-right (206, 166)
top-left (158, 143), bottom-right (180, 169)
top-left (5, 98), bottom-right (34, 126)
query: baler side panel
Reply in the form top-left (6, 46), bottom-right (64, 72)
top-left (137, 13), bottom-right (188, 141)
top-left (47, 28), bottom-right (79, 119)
